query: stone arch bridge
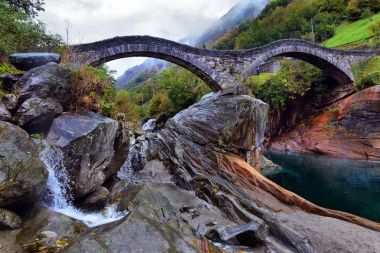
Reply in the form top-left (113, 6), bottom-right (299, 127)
top-left (67, 36), bottom-right (377, 91)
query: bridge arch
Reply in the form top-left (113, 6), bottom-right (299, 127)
top-left (68, 37), bottom-right (374, 90)
top-left (241, 39), bottom-right (362, 85)
top-left (68, 36), bottom-right (224, 91)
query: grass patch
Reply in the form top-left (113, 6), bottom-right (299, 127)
top-left (324, 12), bottom-right (380, 48)
top-left (352, 56), bottom-right (380, 90)
top-left (244, 73), bottom-right (276, 87)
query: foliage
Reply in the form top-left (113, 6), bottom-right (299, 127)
top-left (68, 66), bottom-right (142, 128)
top-left (4, 0), bottom-right (44, 17)
top-left (248, 60), bottom-right (324, 110)
top-left (0, 63), bottom-right (22, 75)
top-left (120, 65), bottom-right (212, 121)
top-left (112, 90), bottom-right (140, 128)
top-left (0, 1), bottom-right (63, 57)
top-left (158, 67), bottom-right (210, 115)
top-left (244, 73), bottom-right (275, 88)
top-left (147, 92), bottom-right (169, 118)
top-left (214, 0), bottom-right (380, 50)
top-left (352, 56), bottom-right (380, 90)
top-left (68, 65), bottom-right (116, 113)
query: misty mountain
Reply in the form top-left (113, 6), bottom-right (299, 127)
top-left (115, 59), bottom-right (167, 90)
top-left (196, 0), bottom-right (269, 46)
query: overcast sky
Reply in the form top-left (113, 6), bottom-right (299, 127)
top-left (39, 0), bottom-right (241, 76)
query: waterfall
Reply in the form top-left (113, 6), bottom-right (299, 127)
top-left (255, 101), bottom-right (269, 149)
top-left (40, 143), bottom-right (128, 227)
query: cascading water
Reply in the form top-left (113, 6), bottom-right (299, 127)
top-left (39, 143), bottom-right (128, 227)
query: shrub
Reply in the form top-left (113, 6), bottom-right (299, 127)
top-left (147, 92), bottom-right (169, 118)
top-left (67, 65), bottom-right (115, 113)
top-left (352, 56), bottom-right (380, 90)
top-left (249, 60), bottom-right (324, 110)
top-left (112, 90), bottom-right (140, 128)
top-left (0, 63), bottom-right (22, 75)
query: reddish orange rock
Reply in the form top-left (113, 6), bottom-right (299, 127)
top-left (270, 85), bottom-right (380, 160)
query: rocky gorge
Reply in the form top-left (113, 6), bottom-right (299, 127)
top-left (0, 59), bottom-right (379, 253)
top-left (266, 80), bottom-right (380, 161)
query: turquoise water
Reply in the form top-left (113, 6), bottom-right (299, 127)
top-left (263, 151), bottom-right (380, 222)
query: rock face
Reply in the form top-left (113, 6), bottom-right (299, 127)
top-left (0, 208), bottom-right (21, 230)
top-left (47, 112), bottom-right (119, 198)
top-left (9, 53), bottom-right (61, 71)
top-left (16, 97), bottom-right (63, 134)
top-left (0, 121), bottom-right (48, 208)
top-left (0, 104), bottom-right (11, 122)
top-left (269, 85), bottom-right (380, 160)
top-left (104, 122), bottom-right (130, 179)
top-left (0, 74), bottom-right (23, 92)
top-left (1, 94), bottom-right (18, 111)
top-left (115, 93), bottom-right (380, 252)
top-left (167, 95), bottom-right (268, 152)
top-left (77, 187), bottom-right (110, 211)
top-left (16, 63), bottom-right (71, 104)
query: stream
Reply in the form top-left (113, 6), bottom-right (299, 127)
top-left (39, 144), bottom-right (128, 227)
top-left (263, 150), bottom-right (380, 222)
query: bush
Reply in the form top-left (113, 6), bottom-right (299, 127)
top-left (147, 92), bottom-right (169, 118)
top-left (352, 56), bottom-right (380, 89)
top-left (68, 66), bottom-right (116, 113)
top-left (249, 60), bottom-right (324, 110)
top-left (112, 90), bottom-right (140, 128)
top-left (0, 63), bottom-right (22, 75)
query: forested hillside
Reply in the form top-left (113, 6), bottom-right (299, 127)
top-left (214, 0), bottom-right (380, 49)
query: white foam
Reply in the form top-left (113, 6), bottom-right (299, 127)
top-left (40, 143), bottom-right (128, 227)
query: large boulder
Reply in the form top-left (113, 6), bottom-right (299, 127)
top-left (1, 94), bottom-right (18, 111)
top-left (0, 121), bottom-right (48, 207)
top-left (104, 122), bottom-right (130, 179)
top-left (9, 53), bottom-right (61, 71)
top-left (0, 208), bottom-right (21, 230)
top-left (77, 187), bottom-right (110, 211)
top-left (47, 112), bottom-right (119, 198)
top-left (16, 97), bottom-right (63, 134)
top-left (0, 104), bottom-right (11, 122)
top-left (167, 95), bottom-right (269, 153)
top-left (16, 62), bottom-right (71, 105)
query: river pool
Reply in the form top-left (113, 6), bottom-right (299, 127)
top-left (263, 151), bottom-right (380, 222)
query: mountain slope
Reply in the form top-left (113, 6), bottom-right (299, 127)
top-left (196, 0), bottom-right (268, 46)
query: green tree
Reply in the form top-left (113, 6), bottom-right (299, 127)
top-left (0, 1), bottom-right (62, 56)
top-left (113, 90), bottom-right (140, 128)
top-left (4, 0), bottom-right (44, 17)
top-left (147, 92), bottom-right (169, 118)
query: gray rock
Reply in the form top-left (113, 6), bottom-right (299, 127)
top-left (9, 53), bottom-right (61, 71)
top-left (0, 104), bottom-right (11, 122)
top-left (78, 187), bottom-right (110, 211)
top-left (0, 121), bottom-right (48, 207)
top-left (47, 112), bottom-right (118, 198)
top-left (16, 97), bottom-right (63, 134)
top-left (166, 94), bottom-right (269, 153)
top-left (1, 94), bottom-right (17, 111)
top-left (16, 62), bottom-right (71, 104)
top-left (0, 208), bottom-right (21, 230)
top-left (104, 122), bottom-right (130, 179)
top-left (67, 183), bottom-right (227, 253)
